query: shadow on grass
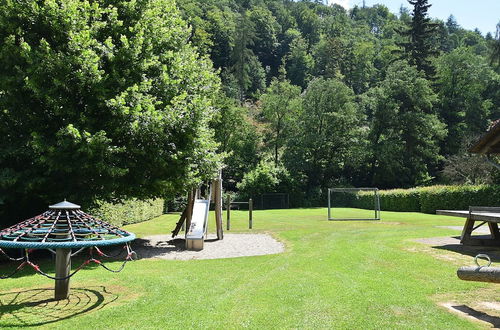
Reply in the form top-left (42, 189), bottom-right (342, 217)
top-left (449, 304), bottom-right (500, 328)
top-left (0, 286), bottom-right (118, 327)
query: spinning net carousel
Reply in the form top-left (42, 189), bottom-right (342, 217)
top-left (0, 200), bottom-right (136, 300)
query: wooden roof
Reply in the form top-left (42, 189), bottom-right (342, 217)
top-left (470, 120), bottom-right (500, 154)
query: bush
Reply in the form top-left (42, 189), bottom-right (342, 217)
top-left (353, 185), bottom-right (500, 214)
top-left (90, 199), bottom-right (164, 227)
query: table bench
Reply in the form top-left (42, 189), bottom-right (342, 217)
top-left (436, 207), bottom-right (500, 246)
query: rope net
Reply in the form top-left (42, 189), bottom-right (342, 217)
top-left (0, 209), bottom-right (135, 249)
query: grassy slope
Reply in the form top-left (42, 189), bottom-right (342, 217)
top-left (0, 208), bottom-right (495, 329)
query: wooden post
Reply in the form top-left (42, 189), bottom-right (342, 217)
top-left (214, 171), bottom-right (223, 240)
top-left (226, 196), bottom-right (231, 231)
top-left (54, 248), bottom-right (71, 300)
top-left (186, 189), bottom-right (195, 233)
top-left (249, 198), bottom-right (253, 229)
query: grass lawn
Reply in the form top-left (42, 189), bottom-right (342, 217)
top-left (0, 208), bottom-right (498, 329)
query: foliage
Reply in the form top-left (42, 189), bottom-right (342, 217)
top-left (0, 0), bottom-right (221, 225)
top-left (90, 199), bottom-right (164, 227)
top-left (365, 61), bottom-right (446, 188)
top-left (355, 184), bottom-right (500, 213)
top-left (395, 0), bottom-right (439, 77)
top-left (259, 79), bottom-right (302, 164)
top-left (435, 47), bottom-right (498, 155)
top-left (236, 159), bottom-right (281, 200)
top-left (284, 78), bottom-right (364, 202)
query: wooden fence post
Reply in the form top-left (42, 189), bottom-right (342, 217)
top-left (214, 171), bottom-right (223, 240)
top-left (249, 198), bottom-right (253, 229)
top-left (226, 197), bottom-right (231, 231)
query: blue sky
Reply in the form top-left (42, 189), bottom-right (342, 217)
top-left (329, 0), bottom-right (499, 36)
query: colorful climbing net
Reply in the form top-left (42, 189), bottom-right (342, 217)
top-left (0, 201), bottom-right (136, 280)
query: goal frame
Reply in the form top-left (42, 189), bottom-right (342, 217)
top-left (327, 188), bottom-right (381, 221)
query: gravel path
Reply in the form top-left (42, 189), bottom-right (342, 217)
top-left (132, 233), bottom-right (285, 260)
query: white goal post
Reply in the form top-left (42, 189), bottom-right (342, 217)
top-left (327, 188), bottom-right (381, 221)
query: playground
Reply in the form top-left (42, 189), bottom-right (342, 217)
top-left (1, 207), bottom-right (500, 329)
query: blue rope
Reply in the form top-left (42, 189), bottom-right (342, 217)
top-left (0, 233), bottom-right (135, 249)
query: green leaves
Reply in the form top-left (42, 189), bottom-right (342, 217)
top-left (0, 0), bottom-right (222, 225)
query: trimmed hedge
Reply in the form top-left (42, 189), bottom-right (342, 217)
top-left (90, 198), bottom-right (164, 226)
top-left (354, 185), bottom-right (500, 214)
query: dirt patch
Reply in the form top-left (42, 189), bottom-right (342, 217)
top-left (132, 233), bottom-right (285, 260)
top-left (412, 236), bottom-right (500, 264)
top-left (436, 226), bottom-right (490, 234)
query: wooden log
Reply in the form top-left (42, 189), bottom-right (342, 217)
top-left (457, 266), bottom-right (500, 283)
top-left (54, 248), bottom-right (71, 300)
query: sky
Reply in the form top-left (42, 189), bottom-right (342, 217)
top-left (328, 0), bottom-right (500, 36)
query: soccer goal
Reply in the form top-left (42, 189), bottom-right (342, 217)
top-left (327, 188), bottom-right (381, 221)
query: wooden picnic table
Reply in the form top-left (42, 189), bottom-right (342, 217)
top-left (436, 207), bottom-right (500, 246)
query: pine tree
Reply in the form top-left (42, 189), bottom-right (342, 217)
top-left (395, 0), bottom-right (438, 78)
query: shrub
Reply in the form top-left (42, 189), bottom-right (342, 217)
top-left (90, 199), bottom-right (164, 227)
top-left (353, 185), bottom-right (500, 214)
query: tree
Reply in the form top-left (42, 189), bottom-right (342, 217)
top-left (435, 47), bottom-right (497, 155)
top-left (395, 0), bottom-right (438, 78)
top-left (365, 61), bottom-right (446, 188)
top-left (285, 35), bottom-right (314, 89)
top-left (0, 0), bottom-right (221, 224)
top-left (231, 11), bottom-right (265, 100)
top-left (284, 78), bottom-right (364, 200)
top-left (260, 79), bottom-right (302, 165)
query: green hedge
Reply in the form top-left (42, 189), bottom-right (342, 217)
top-left (354, 185), bottom-right (500, 214)
top-left (90, 198), bottom-right (164, 226)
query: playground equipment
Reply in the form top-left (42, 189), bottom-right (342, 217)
top-left (171, 171), bottom-right (223, 251)
top-left (457, 254), bottom-right (500, 283)
top-left (0, 200), bottom-right (136, 300)
top-left (327, 188), bottom-right (380, 221)
top-left (226, 197), bottom-right (253, 230)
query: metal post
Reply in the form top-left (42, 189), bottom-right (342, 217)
top-left (249, 198), bottom-right (253, 229)
top-left (327, 189), bottom-right (331, 220)
top-left (226, 197), bottom-right (231, 231)
top-left (54, 248), bottom-right (71, 300)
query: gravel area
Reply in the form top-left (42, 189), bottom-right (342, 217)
top-left (132, 233), bottom-right (285, 260)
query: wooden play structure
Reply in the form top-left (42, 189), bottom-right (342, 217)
top-left (171, 171), bottom-right (223, 251)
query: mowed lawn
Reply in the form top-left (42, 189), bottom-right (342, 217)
top-left (0, 208), bottom-right (497, 329)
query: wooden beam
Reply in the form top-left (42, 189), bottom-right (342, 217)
top-left (458, 266), bottom-right (500, 283)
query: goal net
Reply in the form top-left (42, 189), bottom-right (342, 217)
top-left (327, 188), bottom-right (380, 221)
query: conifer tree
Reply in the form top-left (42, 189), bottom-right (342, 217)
top-left (395, 0), bottom-right (438, 77)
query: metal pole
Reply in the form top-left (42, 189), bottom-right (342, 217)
top-left (54, 248), bottom-right (71, 300)
top-left (226, 197), bottom-right (231, 231)
top-left (249, 198), bottom-right (253, 229)
top-left (327, 188), bottom-right (331, 220)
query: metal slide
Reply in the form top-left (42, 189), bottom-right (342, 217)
top-left (185, 199), bottom-right (210, 250)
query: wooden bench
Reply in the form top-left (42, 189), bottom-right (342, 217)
top-left (436, 207), bottom-right (500, 246)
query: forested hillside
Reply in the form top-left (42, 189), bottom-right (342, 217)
top-left (178, 0), bottom-right (500, 206)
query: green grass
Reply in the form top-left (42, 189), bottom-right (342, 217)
top-left (0, 208), bottom-right (496, 329)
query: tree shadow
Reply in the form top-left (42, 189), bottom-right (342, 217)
top-left (448, 304), bottom-right (500, 328)
top-left (0, 286), bottom-right (118, 327)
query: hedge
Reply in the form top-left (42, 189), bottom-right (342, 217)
top-left (353, 185), bottom-right (500, 214)
top-left (90, 198), bottom-right (164, 227)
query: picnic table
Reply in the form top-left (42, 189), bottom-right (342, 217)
top-left (436, 207), bottom-right (500, 246)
